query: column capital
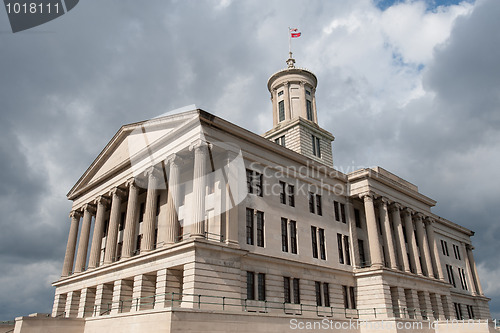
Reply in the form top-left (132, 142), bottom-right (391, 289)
top-left (359, 191), bottom-right (377, 201)
top-left (380, 197), bottom-right (391, 206)
top-left (402, 207), bottom-right (415, 216)
top-left (165, 153), bottom-right (183, 166)
top-left (283, 81), bottom-right (289, 87)
top-left (125, 178), bottom-right (137, 188)
top-left (424, 217), bottom-right (435, 225)
top-left (389, 202), bottom-right (403, 213)
top-left (299, 80), bottom-right (306, 86)
top-left (69, 210), bottom-right (82, 219)
top-left (414, 212), bottom-right (425, 221)
top-left (93, 195), bottom-right (110, 207)
top-left (109, 187), bottom-right (127, 199)
top-left (144, 165), bottom-right (163, 180)
top-left (465, 244), bottom-right (474, 251)
top-left (189, 139), bottom-right (211, 152)
top-left (81, 203), bottom-right (96, 214)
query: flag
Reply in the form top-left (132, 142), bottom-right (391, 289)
top-left (289, 28), bottom-right (301, 38)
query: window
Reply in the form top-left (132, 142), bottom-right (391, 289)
top-left (119, 212), bottom-right (126, 231)
top-left (453, 244), bottom-right (461, 260)
top-left (256, 211), bottom-right (264, 247)
top-left (274, 135), bottom-right (285, 146)
top-left (446, 264), bottom-right (456, 288)
top-left (311, 226), bottom-right (318, 259)
top-left (116, 242), bottom-right (123, 260)
top-left (135, 234), bottom-right (142, 255)
top-left (281, 218), bottom-right (288, 253)
top-left (278, 90), bottom-right (284, 97)
top-left (278, 100), bottom-right (285, 122)
top-left (139, 202), bottom-right (145, 222)
top-left (319, 229), bottom-right (326, 260)
top-left (246, 169), bottom-right (263, 197)
top-left (306, 90), bottom-right (311, 96)
top-left (312, 135), bottom-right (321, 157)
top-left (342, 285), bottom-right (349, 309)
top-left (315, 281), bottom-right (322, 306)
top-left (306, 100), bottom-right (313, 121)
top-left (354, 208), bottom-right (361, 228)
top-left (334, 201), bottom-right (346, 223)
top-left (315, 282), bottom-right (330, 307)
top-left (349, 287), bottom-right (356, 309)
top-left (441, 240), bottom-right (449, 256)
top-left (258, 273), bottom-right (266, 301)
top-left (337, 234), bottom-right (344, 264)
top-left (292, 278), bottom-right (300, 304)
top-left (288, 185), bottom-right (295, 207)
top-left (247, 209), bottom-right (264, 247)
top-left (156, 195), bottom-right (161, 216)
top-left (247, 271), bottom-right (266, 301)
top-left (344, 235), bottom-right (351, 266)
top-left (246, 208), bottom-right (254, 245)
top-left (342, 285), bottom-right (356, 309)
top-left (283, 277), bottom-right (291, 303)
top-left (247, 271), bottom-right (255, 300)
top-left (358, 239), bottom-right (367, 267)
top-left (466, 305), bottom-right (475, 319)
top-left (454, 303), bottom-right (463, 320)
top-left (279, 181), bottom-right (286, 204)
top-left (309, 193), bottom-right (315, 213)
top-left (458, 267), bottom-right (468, 290)
top-left (103, 219), bottom-right (109, 237)
top-left (290, 221), bottom-right (297, 254)
top-left (309, 193), bottom-right (321, 215)
top-left (316, 194), bottom-right (322, 216)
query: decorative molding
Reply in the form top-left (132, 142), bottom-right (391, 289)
top-left (109, 187), bottom-right (126, 198)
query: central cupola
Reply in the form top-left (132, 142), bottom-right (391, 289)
top-left (264, 53), bottom-right (335, 167)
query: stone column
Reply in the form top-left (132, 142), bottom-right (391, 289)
top-left (379, 198), bottom-right (397, 269)
top-left (122, 179), bottom-right (139, 258)
top-left (78, 287), bottom-right (96, 318)
top-left (390, 203), bottom-right (410, 272)
top-left (111, 279), bottom-right (133, 314)
top-left (190, 140), bottom-right (209, 238)
top-left (346, 199), bottom-right (360, 268)
top-left (361, 193), bottom-right (383, 268)
top-left (88, 196), bottom-right (109, 269)
top-left (311, 88), bottom-right (318, 123)
top-left (465, 245), bottom-right (483, 295)
top-left (155, 269), bottom-right (168, 309)
top-left (403, 209), bottom-right (422, 275)
top-left (425, 218), bottom-right (444, 280)
top-left (283, 81), bottom-right (291, 120)
top-left (415, 214), bottom-right (434, 277)
top-left (65, 290), bottom-right (80, 318)
top-left (163, 154), bottom-right (181, 245)
top-left (52, 293), bottom-right (67, 317)
top-left (74, 204), bottom-right (95, 273)
top-left (104, 187), bottom-right (125, 264)
top-left (141, 167), bottom-right (161, 252)
top-left (62, 210), bottom-right (81, 277)
top-left (224, 150), bottom-right (240, 247)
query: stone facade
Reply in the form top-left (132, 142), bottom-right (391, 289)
top-left (13, 56), bottom-right (496, 333)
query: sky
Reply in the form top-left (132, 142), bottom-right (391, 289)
top-left (0, 0), bottom-right (499, 322)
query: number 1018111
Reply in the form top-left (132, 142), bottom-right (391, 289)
top-left (5, 2), bottom-right (60, 14)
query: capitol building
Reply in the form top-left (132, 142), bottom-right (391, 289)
top-left (11, 54), bottom-right (495, 333)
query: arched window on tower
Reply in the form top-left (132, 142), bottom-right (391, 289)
top-left (278, 100), bottom-right (285, 122)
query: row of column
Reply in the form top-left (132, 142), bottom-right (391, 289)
top-left (53, 268), bottom-right (183, 318)
top-left (360, 193), bottom-right (445, 280)
top-left (61, 141), bottom-right (210, 277)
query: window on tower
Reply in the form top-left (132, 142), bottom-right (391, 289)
top-left (306, 100), bottom-right (313, 121)
top-left (312, 135), bottom-right (321, 157)
top-left (278, 100), bottom-right (285, 122)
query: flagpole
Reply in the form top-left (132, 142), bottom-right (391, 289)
top-left (288, 26), bottom-right (291, 55)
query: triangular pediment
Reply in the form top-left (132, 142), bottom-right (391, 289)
top-left (68, 110), bottom-right (202, 199)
